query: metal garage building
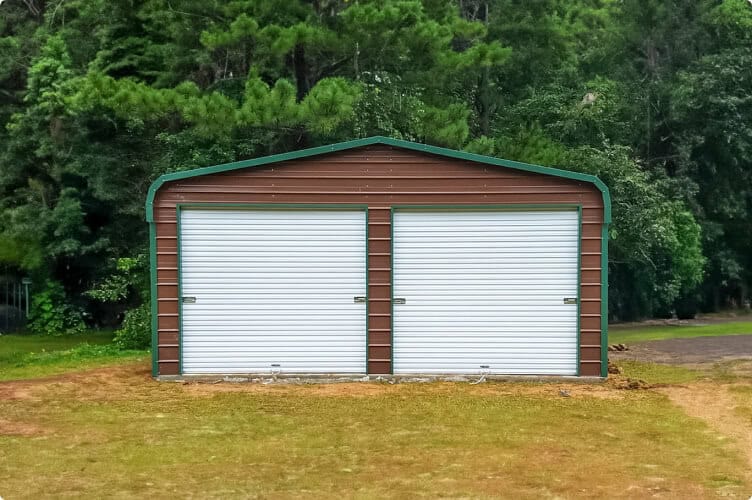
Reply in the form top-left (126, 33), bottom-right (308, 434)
top-left (147, 137), bottom-right (610, 379)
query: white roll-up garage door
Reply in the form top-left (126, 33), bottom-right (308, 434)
top-left (179, 209), bottom-right (367, 375)
top-left (393, 210), bottom-right (579, 376)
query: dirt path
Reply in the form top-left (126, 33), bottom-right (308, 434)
top-left (610, 334), bottom-right (752, 365)
top-left (0, 360), bottom-right (626, 402)
top-left (660, 383), bottom-right (752, 477)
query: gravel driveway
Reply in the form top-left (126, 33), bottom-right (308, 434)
top-left (610, 334), bottom-right (752, 365)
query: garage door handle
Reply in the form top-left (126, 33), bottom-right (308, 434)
top-left (353, 296), bottom-right (367, 303)
top-left (563, 297), bottom-right (577, 305)
top-left (182, 296), bottom-right (197, 304)
top-left (393, 297), bottom-right (406, 304)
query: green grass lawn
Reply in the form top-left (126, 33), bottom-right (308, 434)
top-left (0, 333), bottom-right (750, 497)
top-left (0, 330), bottom-right (113, 354)
top-left (0, 364), bottom-right (749, 498)
top-left (617, 360), bottom-right (705, 385)
top-left (609, 321), bottom-right (752, 344)
top-left (730, 385), bottom-right (752, 426)
top-left (0, 331), bottom-right (148, 381)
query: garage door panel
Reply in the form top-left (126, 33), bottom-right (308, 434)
top-left (393, 278), bottom-right (577, 285)
top-left (393, 288), bottom-right (575, 294)
top-left (183, 321), bottom-right (366, 328)
top-left (395, 347), bottom-right (577, 354)
top-left (182, 351), bottom-right (366, 358)
top-left (395, 290), bottom-right (575, 295)
top-left (182, 251), bottom-right (366, 258)
top-left (391, 331), bottom-right (578, 337)
top-left (182, 243), bottom-right (365, 252)
top-left (181, 332), bottom-right (368, 340)
top-left (393, 210), bottom-right (579, 376)
top-left (183, 282), bottom-right (365, 290)
top-left (393, 261), bottom-right (577, 268)
top-left (183, 343), bottom-right (366, 350)
top-left (183, 307), bottom-right (366, 314)
top-left (395, 307), bottom-right (576, 315)
top-left (183, 297), bottom-right (361, 303)
top-left (185, 360), bottom-right (362, 375)
top-left (183, 276), bottom-right (365, 283)
top-left (184, 364), bottom-right (366, 372)
top-left (181, 324), bottom-right (366, 331)
top-left (393, 242), bottom-right (577, 250)
top-left (393, 323), bottom-right (576, 330)
top-left (393, 303), bottom-right (577, 310)
top-left (179, 260), bottom-right (365, 267)
top-left (180, 209), bottom-right (367, 375)
top-left (392, 365), bottom-right (576, 375)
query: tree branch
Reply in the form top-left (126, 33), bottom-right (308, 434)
top-left (316, 55), bottom-right (353, 81)
top-left (21, 0), bottom-right (41, 16)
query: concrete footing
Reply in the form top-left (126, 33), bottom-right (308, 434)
top-left (156, 374), bottom-right (606, 384)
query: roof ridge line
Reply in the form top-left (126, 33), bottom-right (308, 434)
top-left (145, 136), bottom-right (611, 224)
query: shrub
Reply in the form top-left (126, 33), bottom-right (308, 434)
top-left (87, 255), bottom-right (151, 350)
top-left (27, 280), bottom-right (85, 336)
top-left (113, 302), bottom-right (150, 350)
top-left (674, 294), bottom-right (699, 320)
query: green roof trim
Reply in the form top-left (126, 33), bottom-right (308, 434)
top-left (145, 136), bottom-right (611, 223)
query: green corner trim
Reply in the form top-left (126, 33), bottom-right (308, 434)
top-left (145, 136), bottom-right (611, 224)
top-left (389, 207), bottom-right (395, 375)
top-left (601, 224), bottom-right (610, 377)
top-left (149, 222), bottom-right (158, 377)
top-left (176, 205), bottom-right (184, 375)
top-left (364, 208), bottom-right (370, 374)
top-left (576, 205), bottom-right (582, 377)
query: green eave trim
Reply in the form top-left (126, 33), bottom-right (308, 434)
top-left (144, 136), bottom-right (612, 224)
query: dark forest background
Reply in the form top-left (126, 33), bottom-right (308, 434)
top-left (1, 0), bottom-right (751, 342)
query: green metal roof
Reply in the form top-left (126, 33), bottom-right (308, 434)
top-left (145, 136), bottom-right (611, 223)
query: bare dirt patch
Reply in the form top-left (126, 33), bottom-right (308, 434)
top-left (179, 377), bottom-right (627, 400)
top-left (460, 380), bottom-right (627, 399)
top-left (0, 362), bottom-right (157, 403)
top-left (0, 381), bottom-right (41, 401)
top-left (183, 379), bottom-right (404, 397)
top-left (660, 383), bottom-right (752, 477)
top-left (0, 417), bottom-right (45, 436)
top-left (0, 361), bottom-right (625, 402)
top-left (610, 334), bottom-right (752, 365)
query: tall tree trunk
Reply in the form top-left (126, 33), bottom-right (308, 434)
top-left (475, 2), bottom-right (491, 136)
top-left (292, 44), bottom-right (311, 148)
top-left (477, 70), bottom-right (490, 136)
top-left (741, 281), bottom-right (749, 309)
top-left (293, 44), bottom-right (310, 103)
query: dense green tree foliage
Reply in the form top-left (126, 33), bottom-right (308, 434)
top-left (0, 0), bottom-right (750, 330)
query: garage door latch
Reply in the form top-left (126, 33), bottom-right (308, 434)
top-left (353, 296), bottom-right (367, 303)
top-left (182, 296), bottom-right (197, 304)
top-left (563, 297), bottom-right (577, 305)
top-left (393, 297), bottom-right (406, 304)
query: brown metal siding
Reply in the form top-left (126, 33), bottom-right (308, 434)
top-left (152, 144), bottom-right (605, 377)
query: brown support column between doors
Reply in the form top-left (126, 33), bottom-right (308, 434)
top-left (367, 206), bottom-right (392, 374)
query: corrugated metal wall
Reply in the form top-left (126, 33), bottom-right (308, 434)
top-left (152, 144), bottom-right (605, 376)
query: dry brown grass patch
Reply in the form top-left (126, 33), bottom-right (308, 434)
top-left (660, 382), bottom-right (752, 477)
top-left (0, 418), bottom-right (46, 436)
